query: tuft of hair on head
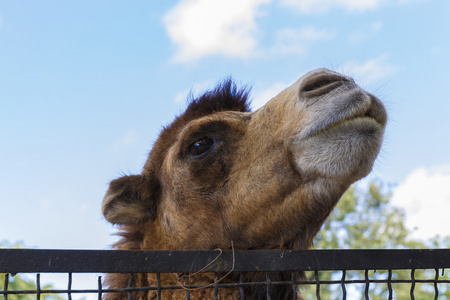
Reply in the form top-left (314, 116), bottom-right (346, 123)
top-left (184, 78), bottom-right (252, 119)
top-left (144, 78), bottom-right (252, 174)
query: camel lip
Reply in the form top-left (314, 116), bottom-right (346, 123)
top-left (307, 116), bottom-right (382, 140)
top-left (296, 100), bottom-right (387, 142)
top-left (331, 104), bottom-right (386, 131)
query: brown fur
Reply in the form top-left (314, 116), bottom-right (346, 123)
top-left (102, 69), bottom-right (387, 299)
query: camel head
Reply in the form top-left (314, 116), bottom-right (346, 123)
top-left (102, 68), bottom-right (387, 251)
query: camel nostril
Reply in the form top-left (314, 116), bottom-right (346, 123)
top-left (299, 70), bottom-right (355, 97)
top-left (301, 77), bottom-right (339, 92)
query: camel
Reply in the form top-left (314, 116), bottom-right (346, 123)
top-left (102, 68), bottom-right (387, 299)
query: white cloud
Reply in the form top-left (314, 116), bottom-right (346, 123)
top-left (163, 0), bottom-right (270, 63)
top-left (391, 166), bottom-right (450, 241)
top-left (280, 0), bottom-right (382, 13)
top-left (270, 27), bottom-right (336, 56)
top-left (340, 55), bottom-right (397, 85)
top-left (252, 82), bottom-right (287, 109)
top-left (280, 0), bottom-right (419, 14)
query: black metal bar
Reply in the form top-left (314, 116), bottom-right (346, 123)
top-left (68, 272), bottom-right (72, 300)
top-left (2, 276), bottom-right (450, 296)
top-left (239, 272), bottom-right (245, 300)
top-left (2, 249), bottom-right (450, 300)
top-left (315, 270), bottom-right (321, 300)
top-left (4, 273), bottom-right (9, 300)
top-left (387, 269), bottom-right (393, 300)
top-left (157, 273), bottom-right (161, 300)
top-left (434, 268), bottom-right (439, 300)
top-left (36, 273), bottom-right (41, 300)
top-left (266, 274), bottom-right (271, 300)
top-left (2, 249), bottom-right (450, 273)
top-left (341, 270), bottom-right (346, 300)
top-left (185, 275), bottom-right (190, 300)
top-left (291, 271), bottom-right (297, 300)
top-left (364, 270), bottom-right (369, 300)
top-left (127, 273), bottom-right (133, 300)
top-left (410, 269), bottom-right (415, 300)
top-left (214, 273), bottom-right (219, 300)
top-left (97, 275), bottom-right (102, 300)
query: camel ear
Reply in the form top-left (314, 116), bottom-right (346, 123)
top-left (102, 174), bottom-right (160, 225)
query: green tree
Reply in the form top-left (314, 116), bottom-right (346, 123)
top-left (301, 181), bottom-right (450, 299)
top-left (0, 241), bottom-right (64, 300)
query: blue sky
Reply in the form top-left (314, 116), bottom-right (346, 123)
top-left (1, 0), bottom-right (450, 250)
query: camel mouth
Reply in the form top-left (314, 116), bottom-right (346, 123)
top-left (300, 95), bottom-right (387, 141)
top-left (325, 105), bottom-right (384, 134)
top-left (290, 93), bottom-right (387, 180)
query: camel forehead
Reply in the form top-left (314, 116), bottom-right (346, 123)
top-left (176, 111), bottom-right (251, 140)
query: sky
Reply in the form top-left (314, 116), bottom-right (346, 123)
top-left (1, 0), bottom-right (450, 253)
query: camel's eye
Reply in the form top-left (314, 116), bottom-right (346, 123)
top-left (189, 137), bottom-right (214, 156)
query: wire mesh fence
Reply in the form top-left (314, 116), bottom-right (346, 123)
top-left (1, 249), bottom-right (450, 299)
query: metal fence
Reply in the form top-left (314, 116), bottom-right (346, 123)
top-left (1, 249), bottom-right (450, 299)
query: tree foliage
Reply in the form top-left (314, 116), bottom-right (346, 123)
top-left (301, 181), bottom-right (450, 299)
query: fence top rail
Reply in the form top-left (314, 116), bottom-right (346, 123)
top-left (1, 249), bottom-right (449, 274)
